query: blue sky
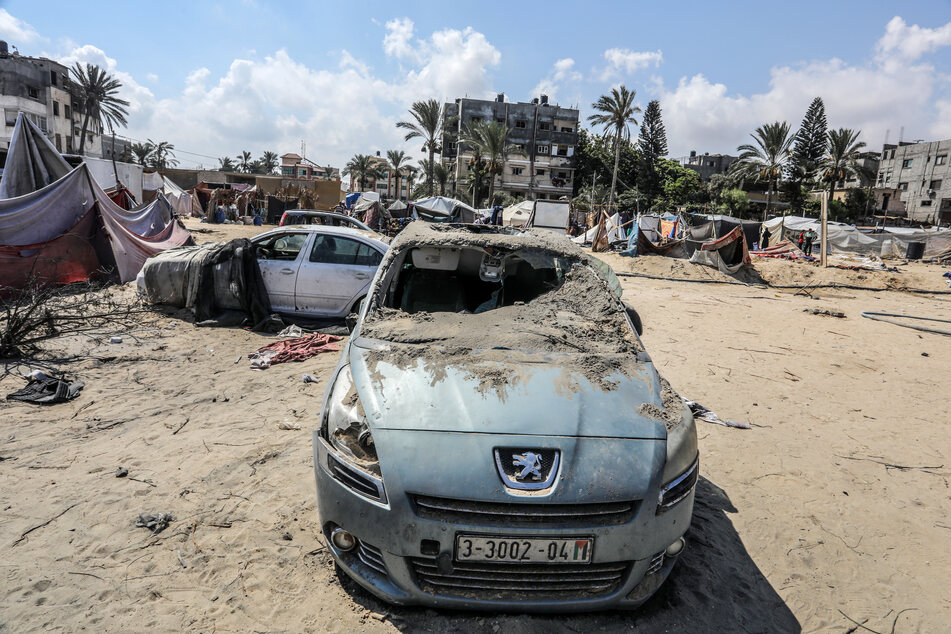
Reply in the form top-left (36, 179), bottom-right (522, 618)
top-left (2, 1), bottom-right (950, 169)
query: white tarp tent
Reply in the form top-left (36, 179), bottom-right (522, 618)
top-left (527, 200), bottom-right (570, 234)
top-left (413, 196), bottom-right (478, 222)
top-left (763, 215), bottom-right (951, 257)
top-left (501, 200), bottom-right (533, 227)
top-left (572, 213), bottom-right (624, 244)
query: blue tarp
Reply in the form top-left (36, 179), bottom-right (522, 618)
top-left (345, 192), bottom-right (362, 209)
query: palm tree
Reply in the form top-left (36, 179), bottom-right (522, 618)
top-left (397, 99), bottom-right (444, 196)
top-left (343, 154), bottom-right (381, 191)
top-left (433, 162), bottom-right (449, 196)
top-left (259, 151), bottom-right (279, 174)
top-left (69, 63), bottom-right (130, 155)
top-left (461, 120), bottom-right (522, 207)
top-left (147, 139), bottom-right (178, 169)
top-left (387, 150), bottom-right (409, 200)
top-left (820, 128), bottom-right (870, 206)
top-left (237, 151), bottom-right (253, 173)
top-left (131, 142), bottom-right (154, 166)
top-left (218, 156), bottom-right (236, 171)
top-left (735, 121), bottom-right (794, 220)
top-left (587, 85), bottom-right (641, 210)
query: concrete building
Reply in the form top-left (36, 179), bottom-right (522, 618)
top-left (280, 153), bottom-right (339, 180)
top-left (101, 133), bottom-right (132, 163)
top-left (442, 93), bottom-right (580, 202)
top-left (679, 151), bottom-right (737, 180)
top-left (349, 152), bottom-right (414, 200)
top-left (876, 139), bottom-right (951, 224)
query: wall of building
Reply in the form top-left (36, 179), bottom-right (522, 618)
top-left (442, 95), bottom-right (579, 201)
top-left (878, 139), bottom-right (951, 224)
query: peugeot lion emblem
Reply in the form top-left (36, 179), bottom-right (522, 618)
top-left (494, 448), bottom-right (560, 491)
top-left (512, 451), bottom-right (543, 481)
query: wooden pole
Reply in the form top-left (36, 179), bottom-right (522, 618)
top-left (820, 191), bottom-right (828, 268)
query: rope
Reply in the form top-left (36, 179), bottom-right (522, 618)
top-left (861, 312), bottom-right (951, 336)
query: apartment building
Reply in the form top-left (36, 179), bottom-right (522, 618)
top-left (442, 93), bottom-right (580, 201)
top-left (0, 40), bottom-right (103, 159)
top-left (877, 139), bottom-right (951, 224)
top-left (280, 153), bottom-right (339, 180)
top-left (346, 151), bottom-right (414, 200)
top-left (679, 151), bottom-right (737, 180)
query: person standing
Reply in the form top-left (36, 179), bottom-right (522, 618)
top-left (798, 230), bottom-right (805, 251)
top-left (760, 226), bottom-right (771, 249)
top-left (804, 228), bottom-right (817, 256)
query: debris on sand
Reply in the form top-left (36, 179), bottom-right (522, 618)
top-left (803, 308), bottom-right (846, 318)
top-left (683, 399), bottom-right (750, 429)
top-left (135, 513), bottom-right (173, 535)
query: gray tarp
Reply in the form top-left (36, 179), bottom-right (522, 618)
top-left (0, 114), bottom-right (72, 199)
top-left (413, 196), bottom-right (478, 222)
top-left (763, 216), bottom-right (951, 257)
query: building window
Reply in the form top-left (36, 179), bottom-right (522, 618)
top-left (899, 182), bottom-right (908, 191)
top-left (27, 86), bottom-right (39, 100)
top-left (511, 167), bottom-right (523, 175)
top-left (921, 200), bottom-right (932, 206)
top-left (560, 126), bottom-right (573, 133)
top-left (930, 179), bottom-right (943, 190)
top-left (515, 120), bottom-right (526, 128)
top-left (556, 145), bottom-right (568, 156)
top-left (902, 158), bottom-right (913, 168)
top-left (536, 169), bottom-right (545, 176)
top-left (64, 104), bottom-right (71, 119)
top-left (470, 116), bottom-right (483, 123)
top-left (50, 70), bottom-right (58, 86)
top-left (53, 101), bottom-right (60, 116)
top-left (298, 169), bottom-right (307, 176)
top-left (495, 117), bottom-right (504, 123)
top-left (937, 155), bottom-right (948, 165)
top-left (4, 109), bottom-right (16, 126)
top-left (538, 122), bottom-right (550, 131)
top-left (557, 171), bottom-right (568, 179)
top-left (536, 144), bottom-right (549, 154)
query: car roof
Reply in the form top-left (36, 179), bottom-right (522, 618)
top-left (257, 224), bottom-right (388, 249)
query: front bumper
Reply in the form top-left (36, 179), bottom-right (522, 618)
top-left (313, 433), bottom-right (695, 612)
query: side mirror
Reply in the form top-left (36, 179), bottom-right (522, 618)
top-left (624, 303), bottom-right (643, 336)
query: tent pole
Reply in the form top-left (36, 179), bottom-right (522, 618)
top-left (820, 191), bottom-right (828, 268)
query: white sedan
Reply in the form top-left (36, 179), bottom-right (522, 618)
top-left (251, 225), bottom-right (388, 318)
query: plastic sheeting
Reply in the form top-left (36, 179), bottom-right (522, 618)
top-left (572, 213), bottom-right (624, 244)
top-left (0, 114), bottom-right (72, 199)
top-left (762, 216), bottom-right (951, 258)
top-left (142, 171), bottom-right (165, 191)
top-left (688, 226), bottom-right (751, 274)
top-left (501, 200), bottom-right (532, 227)
top-left (413, 196), bottom-right (478, 222)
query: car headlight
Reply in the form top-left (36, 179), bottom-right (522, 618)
top-left (657, 405), bottom-right (698, 514)
top-left (323, 366), bottom-right (379, 474)
top-left (321, 366), bottom-right (387, 504)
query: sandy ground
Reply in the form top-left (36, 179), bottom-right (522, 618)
top-left (1, 222), bottom-right (950, 632)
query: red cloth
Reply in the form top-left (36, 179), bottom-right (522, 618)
top-left (251, 333), bottom-right (342, 366)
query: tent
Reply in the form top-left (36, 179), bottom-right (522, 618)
top-left (386, 199), bottom-right (411, 219)
top-left (688, 226), bottom-right (751, 273)
top-left (762, 215), bottom-right (951, 258)
top-left (501, 200), bottom-right (532, 227)
top-left (0, 114), bottom-right (192, 290)
top-left (143, 172), bottom-right (194, 217)
top-left (686, 214), bottom-right (762, 251)
top-left (572, 213), bottom-right (625, 244)
top-left (412, 196), bottom-right (478, 222)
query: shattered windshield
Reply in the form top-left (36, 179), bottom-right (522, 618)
top-left (360, 244), bottom-right (640, 355)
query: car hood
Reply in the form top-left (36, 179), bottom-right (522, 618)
top-left (349, 339), bottom-right (668, 440)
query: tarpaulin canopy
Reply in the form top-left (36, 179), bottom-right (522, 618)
top-left (762, 215), bottom-right (951, 258)
top-left (0, 114), bottom-right (191, 289)
top-left (387, 199), bottom-right (407, 211)
top-left (572, 213), bottom-right (624, 244)
top-left (686, 213), bottom-right (762, 250)
top-left (161, 176), bottom-right (193, 217)
top-left (0, 114), bottom-right (72, 199)
top-left (412, 196), bottom-right (478, 222)
top-left (501, 200), bottom-right (532, 227)
top-left (142, 171), bottom-right (165, 191)
top-left (688, 225), bottom-right (751, 273)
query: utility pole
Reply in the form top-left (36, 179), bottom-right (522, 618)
top-left (820, 191), bottom-right (828, 268)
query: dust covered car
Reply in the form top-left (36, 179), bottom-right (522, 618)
top-left (312, 222), bottom-right (698, 611)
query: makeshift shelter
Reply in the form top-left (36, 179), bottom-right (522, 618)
top-left (412, 196), bottom-right (478, 222)
top-left (501, 200), bottom-right (532, 227)
top-left (352, 196), bottom-right (383, 231)
top-left (386, 199), bottom-right (411, 219)
top-left (572, 213), bottom-right (624, 245)
top-left (762, 215), bottom-right (951, 258)
top-left (105, 184), bottom-right (138, 210)
top-left (687, 226), bottom-right (751, 273)
top-left (143, 173), bottom-right (194, 217)
top-left (0, 114), bottom-right (191, 290)
top-left (685, 214), bottom-right (762, 251)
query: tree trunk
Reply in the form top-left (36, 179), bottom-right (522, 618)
top-left (78, 112), bottom-right (91, 155)
top-left (487, 167), bottom-right (496, 208)
top-left (428, 145), bottom-right (435, 196)
top-left (609, 131), bottom-right (620, 211)
top-left (827, 171), bottom-right (836, 215)
top-left (764, 175), bottom-right (772, 222)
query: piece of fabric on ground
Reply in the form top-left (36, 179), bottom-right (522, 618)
top-left (688, 226), bottom-right (751, 273)
top-left (751, 239), bottom-right (812, 260)
top-left (249, 333), bottom-right (342, 369)
top-left (6, 377), bottom-right (85, 404)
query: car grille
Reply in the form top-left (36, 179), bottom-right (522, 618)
top-left (410, 494), bottom-right (636, 527)
top-left (357, 541), bottom-right (387, 576)
top-left (410, 558), bottom-right (628, 601)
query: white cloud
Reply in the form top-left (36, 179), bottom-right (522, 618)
top-left (0, 9), bottom-right (43, 45)
top-left (146, 73), bottom-right (158, 83)
top-left (532, 58), bottom-right (582, 103)
top-left (600, 48), bottom-right (663, 80)
top-left (656, 18), bottom-right (951, 158)
top-left (383, 17), bottom-right (416, 60)
top-left (52, 25), bottom-right (500, 169)
top-left (876, 16), bottom-right (951, 62)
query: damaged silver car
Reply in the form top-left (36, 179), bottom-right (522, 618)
top-left (312, 222), bottom-right (698, 611)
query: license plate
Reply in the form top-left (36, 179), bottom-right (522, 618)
top-left (455, 536), bottom-right (593, 564)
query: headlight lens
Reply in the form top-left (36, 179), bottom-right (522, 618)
top-left (324, 366), bottom-right (379, 475)
top-left (657, 454), bottom-right (699, 514)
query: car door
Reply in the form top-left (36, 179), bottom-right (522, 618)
top-left (295, 234), bottom-right (383, 316)
top-left (253, 231), bottom-right (311, 313)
